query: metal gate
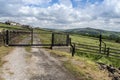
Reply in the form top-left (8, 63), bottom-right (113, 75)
top-left (4, 29), bottom-right (70, 48)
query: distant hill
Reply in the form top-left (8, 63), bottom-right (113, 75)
top-left (46, 27), bottom-right (120, 43)
top-left (42, 28), bottom-right (64, 32)
top-left (64, 27), bottom-right (120, 37)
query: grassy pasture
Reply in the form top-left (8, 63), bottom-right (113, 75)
top-left (71, 34), bottom-right (120, 49)
top-left (71, 34), bottom-right (120, 67)
top-left (0, 23), bottom-right (25, 31)
top-left (37, 29), bottom-right (120, 67)
top-left (36, 29), bottom-right (52, 44)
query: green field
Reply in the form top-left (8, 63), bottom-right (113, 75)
top-left (1, 25), bottom-right (119, 68)
top-left (36, 29), bottom-right (52, 44)
top-left (0, 23), bottom-right (30, 32)
top-left (71, 34), bottom-right (120, 49)
top-left (37, 29), bottom-right (120, 67)
top-left (70, 34), bottom-right (120, 67)
top-left (39, 30), bottom-right (120, 67)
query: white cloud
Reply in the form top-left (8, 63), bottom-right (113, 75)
top-left (59, 0), bottom-right (72, 8)
top-left (22, 0), bottom-right (51, 5)
top-left (0, 0), bottom-right (120, 31)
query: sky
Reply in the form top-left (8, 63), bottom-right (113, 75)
top-left (0, 0), bottom-right (120, 31)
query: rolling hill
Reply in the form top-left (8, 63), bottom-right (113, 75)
top-left (64, 27), bottom-right (120, 37)
top-left (63, 27), bottom-right (120, 43)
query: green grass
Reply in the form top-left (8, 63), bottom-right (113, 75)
top-left (71, 34), bottom-right (120, 49)
top-left (39, 33), bottom-right (52, 44)
top-left (76, 50), bottom-right (120, 67)
top-left (0, 47), bottom-right (30, 80)
top-left (71, 34), bottom-right (120, 67)
top-left (63, 61), bottom-right (93, 80)
top-left (36, 29), bottom-right (52, 44)
top-left (0, 46), bottom-right (12, 67)
top-left (36, 29), bottom-right (120, 67)
top-left (0, 23), bottom-right (22, 30)
top-left (0, 23), bottom-right (30, 32)
top-left (49, 50), bottom-right (111, 80)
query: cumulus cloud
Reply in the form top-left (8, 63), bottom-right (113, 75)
top-left (23, 0), bottom-right (51, 5)
top-left (0, 0), bottom-right (120, 31)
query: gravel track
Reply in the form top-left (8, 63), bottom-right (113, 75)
top-left (1, 34), bottom-right (76, 80)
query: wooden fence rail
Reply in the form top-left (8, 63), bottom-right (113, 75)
top-left (74, 43), bottom-right (120, 59)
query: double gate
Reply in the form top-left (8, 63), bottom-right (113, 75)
top-left (5, 29), bottom-right (70, 49)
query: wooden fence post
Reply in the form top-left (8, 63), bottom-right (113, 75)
top-left (72, 43), bottom-right (75, 57)
top-left (107, 47), bottom-right (110, 57)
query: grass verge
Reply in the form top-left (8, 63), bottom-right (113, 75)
top-left (48, 50), bottom-right (111, 80)
top-left (76, 51), bottom-right (120, 68)
top-left (0, 46), bottom-right (12, 67)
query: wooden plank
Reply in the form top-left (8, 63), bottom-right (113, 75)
top-left (76, 47), bottom-right (99, 51)
top-left (110, 48), bottom-right (120, 52)
top-left (75, 43), bottom-right (99, 48)
top-left (110, 51), bottom-right (120, 54)
top-left (109, 54), bottom-right (120, 58)
top-left (76, 48), bottom-right (99, 54)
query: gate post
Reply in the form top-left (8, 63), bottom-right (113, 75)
top-left (51, 33), bottom-right (54, 49)
top-left (31, 28), bottom-right (33, 45)
top-left (99, 33), bottom-right (102, 53)
top-left (66, 34), bottom-right (69, 46)
top-left (107, 47), bottom-right (110, 57)
top-left (6, 30), bottom-right (9, 45)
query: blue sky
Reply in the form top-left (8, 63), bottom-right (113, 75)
top-left (0, 0), bottom-right (120, 31)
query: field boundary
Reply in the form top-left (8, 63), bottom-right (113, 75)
top-left (74, 43), bottom-right (120, 59)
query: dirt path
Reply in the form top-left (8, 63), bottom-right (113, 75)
top-left (1, 47), bottom-right (30, 80)
top-left (1, 37), bottom-right (31, 80)
top-left (1, 34), bottom-right (75, 80)
top-left (28, 47), bottom-right (75, 80)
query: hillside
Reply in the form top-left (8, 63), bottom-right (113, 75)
top-left (64, 27), bottom-right (120, 37)
top-left (0, 23), bottom-right (30, 32)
